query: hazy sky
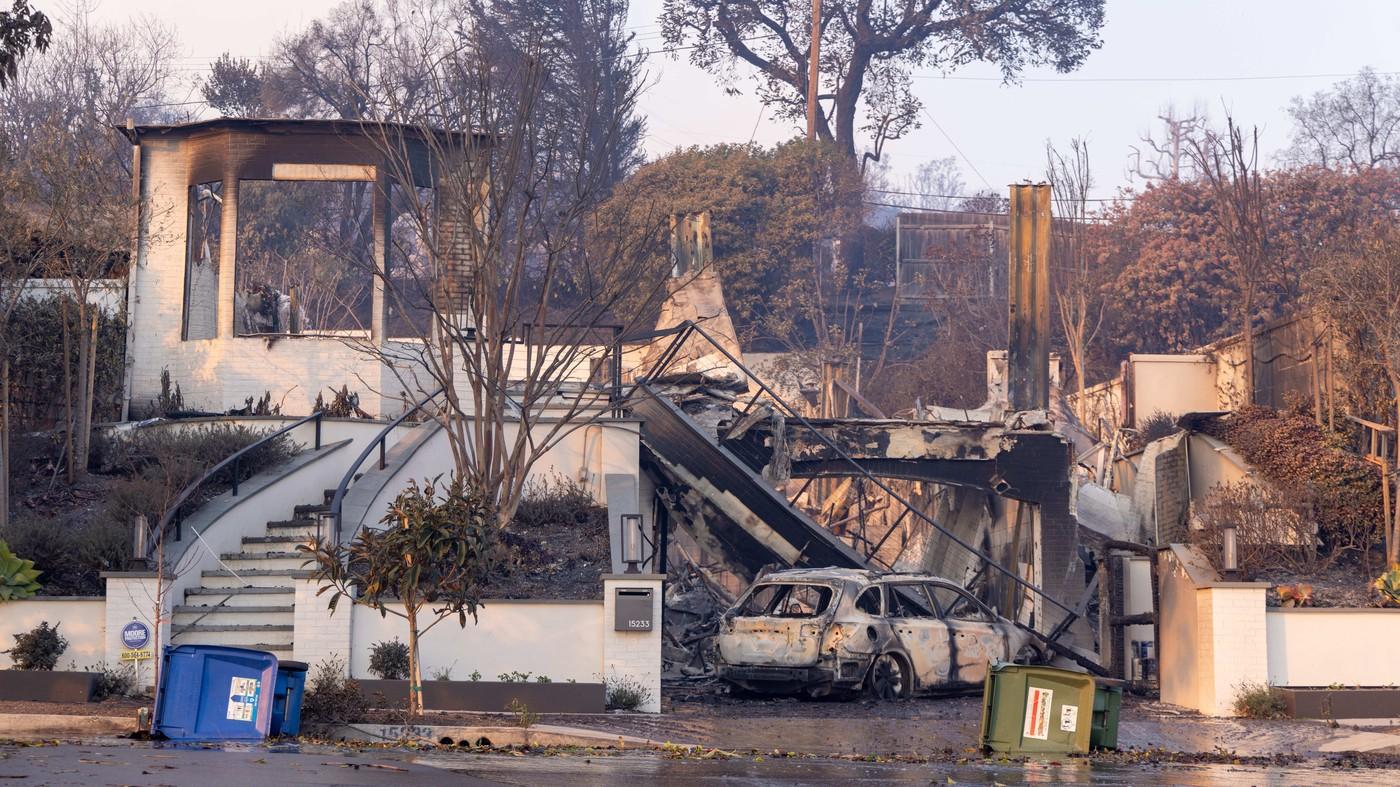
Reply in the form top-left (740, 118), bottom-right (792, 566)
top-left (72, 0), bottom-right (1400, 198)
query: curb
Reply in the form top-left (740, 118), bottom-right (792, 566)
top-left (0, 714), bottom-right (136, 739)
top-left (337, 722), bottom-right (691, 749)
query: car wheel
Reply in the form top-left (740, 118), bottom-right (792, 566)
top-left (866, 653), bottom-right (907, 700)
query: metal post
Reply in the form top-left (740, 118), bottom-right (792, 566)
top-left (378, 438), bottom-right (386, 470)
top-left (231, 457), bottom-right (240, 496)
top-left (1007, 183), bottom-right (1052, 411)
top-left (314, 412), bottom-right (322, 449)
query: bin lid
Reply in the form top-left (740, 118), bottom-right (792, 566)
top-left (277, 660), bottom-right (309, 673)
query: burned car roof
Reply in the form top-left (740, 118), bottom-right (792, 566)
top-left (753, 567), bottom-right (964, 584)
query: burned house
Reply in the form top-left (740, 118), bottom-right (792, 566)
top-left (118, 118), bottom-right (488, 417)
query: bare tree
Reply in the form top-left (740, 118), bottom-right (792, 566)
top-left (1190, 117), bottom-right (1270, 408)
top-left (0, 8), bottom-right (181, 478)
top-left (1313, 224), bottom-right (1400, 565)
top-left (1284, 68), bottom-right (1400, 171)
top-left (1046, 138), bottom-right (1104, 423)
top-left (341, 29), bottom-right (682, 531)
top-left (905, 156), bottom-right (965, 211)
top-left (1128, 104), bottom-right (1204, 183)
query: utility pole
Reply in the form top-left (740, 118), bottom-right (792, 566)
top-left (807, 0), bottom-right (821, 139)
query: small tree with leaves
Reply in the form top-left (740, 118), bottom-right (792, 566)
top-left (302, 476), bottom-right (503, 716)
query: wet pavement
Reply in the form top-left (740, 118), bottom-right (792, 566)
top-left (516, 692), bottom-right (1399, 758)
top-left (2, 740), bottom-right (1397, 786)
top-left (0, 740), bottom-right (489, 785)
top-left (434, 751), bottom-right (1400, 786)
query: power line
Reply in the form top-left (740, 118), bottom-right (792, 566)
top-left (917, 69), bottom-right (1400, 84)
top-left (919, 107), bottom-right (993, 193)
top-left (870, 187), bottom-right (1132, 205)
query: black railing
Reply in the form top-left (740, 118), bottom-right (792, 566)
top-left (154, 411), bottom-right (324, 556)
top-left (624, 320), bottom-right (1081, 634)
top-left (324, 388), bottom-right (445, 545)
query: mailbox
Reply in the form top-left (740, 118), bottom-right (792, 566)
top-left (614, 587), bottom-right (654, 632)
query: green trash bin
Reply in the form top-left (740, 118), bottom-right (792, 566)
top-left (979, 662), bottom-right (1096, 755)
top-left (1091, 682), bottom-right (1123, 750)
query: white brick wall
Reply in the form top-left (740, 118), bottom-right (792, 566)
top-left (103, 573), bottom-right (168, 692)
top-left (293, 578), bottom-right (353, 675)
top-left (1189, 585), bottom-right (1268, 716)
top-left (601, 575), bottom-right (663, 713)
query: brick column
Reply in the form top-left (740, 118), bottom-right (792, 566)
top-left (293, 577), bottom-right (352, 675)
top-left (601, 574), bottom-right (663, 713)
top-left (102, 572), bottom-right (168, 693)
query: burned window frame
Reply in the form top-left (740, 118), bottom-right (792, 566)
top-left (182, 180), bottom-right (223, 341)
top-left (386, 182), bottom-right (437, 340)
top-left (734, 582), bottom-right (837, 619)
top-left (232, 178), bottom-right (378, 338)
top-left (883, 582), bottom-right (939, 619)
top-left (926, 581), bottom-right (996, 623)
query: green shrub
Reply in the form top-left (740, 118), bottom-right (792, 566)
top-left (1233, 682), bottom-right (1288, 719)
top-left (367, 639), bottom-right (410, 680)
top-left (6, 621), bottom-right (68, 670)
top-left (300, 657), bottom-right (369, 731)
top-left (507, 697), bottom-right (538, 728)
top-left (605, 674), bottom-right (652, 711)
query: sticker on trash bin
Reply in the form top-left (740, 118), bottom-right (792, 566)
top-left (1023, 687), bottom-right (1053, 740)
top-left (1060, 703), bottom-right (1079, 733)
top-left (227, 677), bottom-right (261, 722)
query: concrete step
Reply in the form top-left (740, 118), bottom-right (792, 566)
top-left (293, 503), bottom-right (329, 517)
top-left (266, 519), bottom-right (320, 538)
top-left (219, 551), bottom-right (309, 571)
top-left (240, 535), bottom-right (313, 554)
top-left (200, 570), bottom-right (305, 589)
top-left (184, 586), bottom-right (293, 606)
top-left (170, 622), bottom-right (294, 650)
top-left (171, 605), bottom-right (293, 627)
top-left (169, 632), bottom-right (293, 657)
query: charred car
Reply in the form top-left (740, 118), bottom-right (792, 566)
top-left (715, 568), bottom-right (1040, 699)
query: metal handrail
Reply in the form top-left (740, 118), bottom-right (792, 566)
top-left (624, 320), bottom-right (1080, 626)
top-left (324, 387), bottom-right (445, 545)
top-left (155, 411), bottom-right (324, 554)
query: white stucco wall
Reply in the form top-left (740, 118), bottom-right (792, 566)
top-left (1266, 608), bottom-right (1400, 687)
top-left (348, 600), bottom-right (604, 683)
top-left (1131, 354), bottom-right (1221, 421)
top-left (0, 598), bottom-right (106, 670)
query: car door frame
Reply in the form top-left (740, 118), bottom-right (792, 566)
top-left (925, 580), bottom-right (1011, 688)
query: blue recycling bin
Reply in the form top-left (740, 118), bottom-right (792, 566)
top-left (270, 660), bottom-right (308, 737)
top-left (154, 645), bottom-right (279, 741)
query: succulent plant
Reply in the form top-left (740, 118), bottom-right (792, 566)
top-left (0, 540), bottom-right (42, 602)
top-left (1374, 565), bottom-right (1400, 607)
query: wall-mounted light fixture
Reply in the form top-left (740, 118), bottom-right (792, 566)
top-left (621, 514), bottom-right (643, 573)
top-left (1221, 523), bottom-right (1239, 578)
